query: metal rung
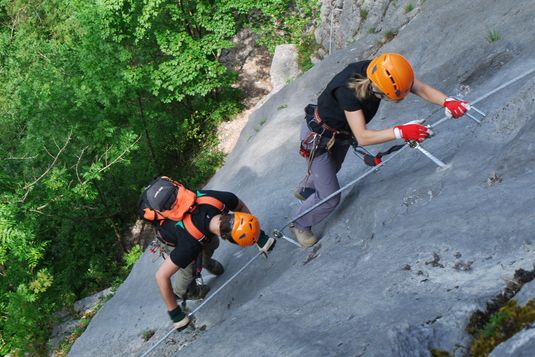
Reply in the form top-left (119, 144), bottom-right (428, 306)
top-left (471, 105), bottom-right (486, 117)
top-left (466, 112), bottom-right (482, 124)
top-left (410, 142), bottom-right (449, 168)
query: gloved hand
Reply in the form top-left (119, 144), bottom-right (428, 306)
top-left (256, 229), bottom-right (276, 255)
top-left (443, 97), bottom-right (470, 118)
top-left (168, 306), bottom-right (190, 331)
top-left (393, 120), bottom-right (431, 142)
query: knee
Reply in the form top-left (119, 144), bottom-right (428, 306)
top-left (205, 236), bottom-right (219, 253)
top-left (322, 193), bottom-right (341, 210)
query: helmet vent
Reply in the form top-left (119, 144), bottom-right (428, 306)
top-left (385, 69), bottom-right (395, 84)
top-left (230, 212), bottom-right (260, 247)
top-left (385, 69), bottom-right (400, 97)
top-left (367, 53), bottom-right (413, 100)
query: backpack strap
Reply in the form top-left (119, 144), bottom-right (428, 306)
top-left (143, 209), bottom-right (165, 224)
top-left (181, 195), bottom-right (226, 241)
top-left (183, 214), bottom-right (205, 240)
top-left (195, 195), bottom-right (225, 211)
top-left (163, 181), bottom-right (197, 221)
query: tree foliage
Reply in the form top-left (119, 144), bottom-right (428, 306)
top-left (0, 0), bottom-right (317, 353)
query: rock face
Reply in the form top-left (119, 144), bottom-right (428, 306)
top-left (220, 28), bottom-right (272, 107)
top-left (315, 0), bottom-right (423, 57)
top-left (490, 328), bottom-right (535, 357)
top-left (270, 44), bottom-right (300, 93)
top-left (217, 28), bottom-right (273, 154)
top-left (124, 219), bottom-right (154, 250)
top-left (69, 1), bottom-right (535, 356)
top-left (48, 288), bottom-right (113, 354)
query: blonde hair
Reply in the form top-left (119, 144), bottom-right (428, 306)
top-left (347, 74), bottom-right (372, 101)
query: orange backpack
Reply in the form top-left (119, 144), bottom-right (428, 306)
top-left (138, 176), bottom-right (224, 240)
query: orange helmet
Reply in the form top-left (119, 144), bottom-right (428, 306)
top-left (229, 212), bottom-right (261, 247)
top-left (367, 53), bottom-right (414, 100)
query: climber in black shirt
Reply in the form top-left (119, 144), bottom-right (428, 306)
top-left (290, 53), bottom-right (470, 247)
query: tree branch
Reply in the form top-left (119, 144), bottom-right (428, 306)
top-left (137, 93), bottom-right (158, 166)
top-left (75, 147), bottom-right (88, 184)
top-left (21, 131), bottom-right (72, 202)
top-left (97, 135), bottom-right (141, 173)
top-left (43, 145), bottom-right (55, 159)
top-left (0, 155), bottom-right (37, 161)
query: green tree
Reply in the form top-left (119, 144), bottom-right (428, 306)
top-left (0, 0), bottom-right (318, 353)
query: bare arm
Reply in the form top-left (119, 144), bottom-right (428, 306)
top-left (411, 78), bottom-right (448, 105)
top-left (347, 78), bottom-right (445, 146)
top-left (345, 110), bottom-right (396, 146)
top-left (155, 258), bottom-right (180, 311)
top-left (207, 197), bottom-right (252, 237)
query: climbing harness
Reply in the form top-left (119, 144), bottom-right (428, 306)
top-left (277, 66), bottom-right (535, 234)
top-left (148, 239), bottom-right (167, 262)
top-left (300, 104), bottom-right (356, 186)
top-left (194, 253), bottom-right (204, 286)
top-left (312, 106), bottom-right (352, 151)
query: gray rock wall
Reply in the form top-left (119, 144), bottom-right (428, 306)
top-left (69, 0), bottom-right (535, 356)
top-left (315, 0), bottom-right (424, 57)
top-left (270, 44), bottom-right (300, 93)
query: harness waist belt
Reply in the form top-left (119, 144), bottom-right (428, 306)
top-left (313, 107), bottom-right (352, 136)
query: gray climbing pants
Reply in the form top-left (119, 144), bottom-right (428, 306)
top-left (162, 236), bottom-right (220, 297)
top-left (293, 121), bottom-right (350, 230)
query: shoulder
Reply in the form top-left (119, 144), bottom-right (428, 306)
top-left (159, 220), bottom-right (186, 243)
top-left (328, 61), bottom-right (370, 90)
top-left (197, 190), bottom-right (239, 210)
top-left (335, 85), bottom-right (358, 101)
top-left (341, 60), bottom-right (372, 77)
top-left (335, 86), bottom-right (362, 112)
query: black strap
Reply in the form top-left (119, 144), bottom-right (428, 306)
top-left (354, 144), bottom-right (405, 166)
top-left (154, 227), bottom-right (175, 247)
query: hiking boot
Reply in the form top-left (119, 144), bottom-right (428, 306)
top-left (293, 187), bottom-right (316, 201)
top-left (183, 282), bottom-right (210, 300)
top-left (289, 224), bottom-right (318, 248)
top-left (168, 306), bottom-right (190, 331)
top-left (203, 258), bottom-right (224, 276)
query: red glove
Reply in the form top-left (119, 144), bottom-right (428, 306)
top-left (393, 121), bottom-right (430, 142)
top-left (443, 97), bottom-right (470, 118)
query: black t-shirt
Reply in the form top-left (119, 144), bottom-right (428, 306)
top-left (159, 190), bottom-right (239, 268)
top-left (316, 60), bottom-right (381, 132)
